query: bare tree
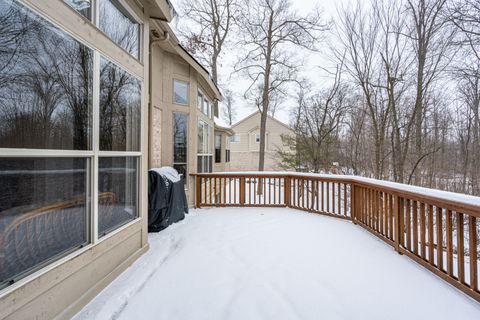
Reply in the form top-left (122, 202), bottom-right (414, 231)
top-left (277, 68), bottom-right (349, 173)
top-left (235, 0), bottom-right (326, 174)
top-left (221, 88), bottom-right (236, 125)
top-left (179, 0), bottom-right (239, 114)
top-left (406, 0), bottom-right (454, 183)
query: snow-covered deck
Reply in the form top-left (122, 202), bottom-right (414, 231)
top-left (74, 208), bottom-right (480, 320)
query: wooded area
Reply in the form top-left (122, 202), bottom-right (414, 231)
top-left (178, 0), bottom-right (480, 196)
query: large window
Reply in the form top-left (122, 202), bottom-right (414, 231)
top-left (99, 0), bottom-right (140, 59)
top-left (173, 113), bottom-right (188, 183)
top-left (197, 120), bottom-right (213, 173)
top-left (100, 58), bottom-right (141, 152)
top-left (0, 0), bottom-right (93, 150)
top-left (0, 158), bottom-right (89, 289)
top-left (174, 80), bottom-right (189, 105)
top-left (0, 0), bottom-right (143, 289)
top-left (215, 134), bottom-right (222, 163)
top-left (98, 157), bottom-right (138, 237)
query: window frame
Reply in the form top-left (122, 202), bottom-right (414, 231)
top-left (173, 112), bottom-right (189, 184)
top-left (0, 0), bottom-right (145, 293)
top-left (197, 119), bottom-right (213, 173)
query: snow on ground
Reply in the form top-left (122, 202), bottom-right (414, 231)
top-left (74, 208), bottom-right (480, 320)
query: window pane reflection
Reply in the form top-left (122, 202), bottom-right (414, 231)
top-left (100, 58), bottom-right (141, 152)
top-left (173, 80), bottom-right (189, 105)
top-left (98, 157), bottom-right (138, 237)
top-left (0, 158), bottom-right (88, 289)
top-left (0, 0), bottom-right (93, 150)
top-left (99, 0), bottom-right (140, 59)
top-left (64, 0), bottom-right (91, 19)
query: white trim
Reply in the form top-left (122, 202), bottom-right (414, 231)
top-left (0, 149), bottom-right (94, 157)
top-left (97, 151), bottom-right (142, 157)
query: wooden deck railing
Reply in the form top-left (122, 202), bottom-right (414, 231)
top-left (192, 172), bottom-right (480, 303)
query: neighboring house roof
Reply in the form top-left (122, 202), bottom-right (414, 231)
top-left (150, 20), bottom-right (222, 102)
top-left (231, 111), bottom-right (293, 133)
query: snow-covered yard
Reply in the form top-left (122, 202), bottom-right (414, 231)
top-left (74, 208), bottom-right (480, 320)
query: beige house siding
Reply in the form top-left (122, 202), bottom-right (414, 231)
top-left (230, 112), bottom-right (294, 171)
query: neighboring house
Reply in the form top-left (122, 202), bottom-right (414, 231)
top-left (230, 111), bottom-right (295, 171)
top-left (214, 124), bottom-right (234, 172)
top-left (0, 0), bottom-right (220, 318)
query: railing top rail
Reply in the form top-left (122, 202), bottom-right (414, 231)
top-left (191, 171), bottom-right (480, 215)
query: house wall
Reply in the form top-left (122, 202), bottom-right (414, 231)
top-left (149, 45), bottom-right (217, 207)
top-left (230, 112), bottom-right (294, 171)
top-left (0, 0), bottom-right (157, 318)
top-left (214, 130), bottom-right (232, 172)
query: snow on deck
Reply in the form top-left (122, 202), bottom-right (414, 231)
top-left (74, 208), bottom-right (480, 320)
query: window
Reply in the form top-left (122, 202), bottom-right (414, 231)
top-left (225, 149), bottom-right (231, 162)
top-left (255, 134), bottom-right (260, 143)
top-left (174, 80), bottom-right (189, 105)
top-left (0, 0), bottom-right (144, 289)
top-left (197, 120), bottom-right (213, 173)
top-left (0, 157), bottom-right (89, 289)
top-left (231, 134), bottom-right (240, 143)
top-left (99, 0), bottom-right (140, 59)
top-left (98, 157), bottom-right (138, 237)
top-left (173, 113), bottom-right (188, 183)
top-left (0, 0), bottom-right (93, 150)
top-left (197, 91), bottom-right (212, 118)
top-left (197, 92), bottom-right (204, 113)
top-left (100, 57), bottom-right (141, 152)
top-left (64, 0), bottom-right (91, 19)
top-left (215, 134), bottom-right (222, 163)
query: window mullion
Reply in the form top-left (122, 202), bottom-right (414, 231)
top-left (92, 50), bottom-right (101, 244)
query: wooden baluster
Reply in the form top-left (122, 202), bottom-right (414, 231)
top-left (326, 182), bottom-right (330, 213)
top-left (240, 177), bottom-right (246, 206)
top-left (344, 183), bottom-right (348, 217)
top-left (469, 216), bottom-right (478, 291)
top-left (437, 207), bottom-right (444, 270)
top-left (321, 181), bottom-right (324, 212)
top-left (413, 201), bottom-right (418, 255)
top-left (389, 194), bottom-right (394, 240)
top-left (379, 192), bottom-right (384, 235)
top-left (406, 199), bottom-right (411, 251)
top-left (420, 203), bottom-right (426, 260)
top-left (394, 195), bottom-right (403, 252)
top-left (338, 183), bottom-right (341, 215)
top-left (457, 212), bottom-right (465, 284)
top-left (428, 204), bottom-right (434, 265)
top-left (234, 177), bottom-right (237, 204)
top-left (446, 209), bottom-right (453, 276)
top-left (332, 182), bottom-right (336, 214)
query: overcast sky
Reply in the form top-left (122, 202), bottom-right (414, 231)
top-left (169, 0), bottom-right (355, 125)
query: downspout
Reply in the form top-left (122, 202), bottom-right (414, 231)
top-left (148, 29), bottom-right (170, 168)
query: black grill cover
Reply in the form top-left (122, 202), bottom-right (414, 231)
top-left (148, 170), bottom-right (188, 232)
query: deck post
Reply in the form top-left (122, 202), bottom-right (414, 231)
top-left (195, 175), bottom-right (201, 208)
top-left (239, 176), bottom-right (246, 206)
top-left (351, 184), bottom-right (356, 224)
top-left (394, 194), bottom-right (403, 254)
top-left (284, 176), bottom-right (291, 207)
